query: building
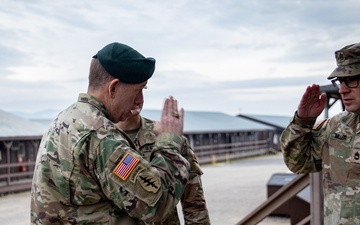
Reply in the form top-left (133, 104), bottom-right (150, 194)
top-left (0, 109), bottom-right (48, 194)
top-left (0, 108), bottom-right (276, 194)
top-left (141, 110), bottom-right (277, 163)
top-left (236, 114), bottom-right (292, 151)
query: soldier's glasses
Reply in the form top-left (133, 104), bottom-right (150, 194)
top-left (331, 76), bottom-right (360, 89)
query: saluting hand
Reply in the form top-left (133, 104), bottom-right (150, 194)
top-left (297, 84), bottom-right (327, 118)
top-left (153, 96), bottom-right (184, 136)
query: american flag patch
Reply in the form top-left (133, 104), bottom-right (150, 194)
top-left (313, 118), bottom-right (328, 130)
top-left (113, 153), bottom-right (139, 181)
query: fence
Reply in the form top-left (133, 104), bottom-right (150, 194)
top-left (195, 139), bottom-right (273, 164)
top-left (0, 137), bottom-right (274, 195)
top-left (0, 161), bottom-right (33, 195)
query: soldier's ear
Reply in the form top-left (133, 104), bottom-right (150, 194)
top-left (108, 79), bottom-right (120, 99)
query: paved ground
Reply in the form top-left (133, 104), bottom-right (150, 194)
top-left (199, 153), bottom-right (291, 225)
top-left (0, 153), bottom-right (292, 225)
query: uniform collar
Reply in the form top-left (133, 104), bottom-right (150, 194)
top-left (133, 116), bottom-right (156, 146)
top-left (77, 93), bottom-right (111, 119)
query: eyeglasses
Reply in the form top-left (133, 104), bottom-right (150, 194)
top-left (331, 76), bottom-right (360, 89)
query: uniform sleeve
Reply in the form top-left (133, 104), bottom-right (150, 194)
top-left (94, 132), bottom-right (191, 223)
top-left (180, 139), bottom-right (211, 225)
top-left (280, 112), bottom-right (327, 174)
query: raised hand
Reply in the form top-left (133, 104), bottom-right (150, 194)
top-left (297, 84), bottom-right (327, 118)
top-left (153, 96), bottom-right (184, 136)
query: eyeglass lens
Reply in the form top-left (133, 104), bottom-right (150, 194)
top-left (332, 77), bottom-right (359, 89)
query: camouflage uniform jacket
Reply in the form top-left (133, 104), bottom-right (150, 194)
top-left (281, 111), bottom-right (360, 225)
top-left (127, 116), bottom-right (211, 225)
top-left (30, 93), bottom-right (190, 225)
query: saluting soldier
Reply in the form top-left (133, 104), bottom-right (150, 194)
top-left (31, 42), bottom-right (191, 224)
top-left (117, 102), bottom-right (211, 225)
top-left (281, 42), bottom-right (360, 224)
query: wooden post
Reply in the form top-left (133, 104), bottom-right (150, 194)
top-left (211, 154), bottom-right (217, 165)
top-left (310, 172), bottom-right (323, 225)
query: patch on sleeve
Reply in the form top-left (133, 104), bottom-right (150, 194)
top-left (138, 171), bottom-right (161, 193)
top-left (113, 152), bottom-right (139, 181)
top-left (312, 119), bottom-right (328, 130)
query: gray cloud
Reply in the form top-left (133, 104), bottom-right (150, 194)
top-left (0, 0), bottom-right (354, 117)
top-left (0, 44), bottom-right (29, 73)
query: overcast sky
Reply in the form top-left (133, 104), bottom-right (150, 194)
top-left (1, 0), bottom-right (359, 119)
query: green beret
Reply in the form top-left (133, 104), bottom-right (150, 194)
top-left (328, 42), bottom-right (360, 79)
top-left (93, 42), bottom-right (155, 84)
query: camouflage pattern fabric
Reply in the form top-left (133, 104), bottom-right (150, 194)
top-left (30, 93), bottom-right (190, 225)
top-left (328, 43), bottom-right (360, 79)
top-left (127, 116), bottom-right (211, 225)
top-left (281, 111), bottom-right (360, 225)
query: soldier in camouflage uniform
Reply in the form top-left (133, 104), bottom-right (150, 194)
top-left (281, 43), bottom-right (360, 224)
top-left (117, 103), bottom-right (211, 225)
top-left (30, 42), bottom-right (191, 224)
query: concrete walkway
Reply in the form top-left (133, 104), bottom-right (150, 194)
top-left (0, 153), bottom-right (292, 225)
top-left (200, 153), bottom-right (291, 225)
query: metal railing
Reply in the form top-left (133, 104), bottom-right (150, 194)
top-left (194, 139), bottom-right (273, 164)
top-left (0, 161), bottom-right (34, 195)
top-left (236, 174), bottom-right (310, 225)
top-left (0, 138), bottom-right (274, 195)
top-left (236, 173), bottom-right (323, 225)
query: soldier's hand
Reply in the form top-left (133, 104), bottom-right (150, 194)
top-left (297, 84), bottom-right (327, 118)
top-left (153, 96), bottom-right (184, 136)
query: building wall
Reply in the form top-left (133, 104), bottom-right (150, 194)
top-left (0, 129), bottom-right (276, 193)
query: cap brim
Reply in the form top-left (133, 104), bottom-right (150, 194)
top-left (327, 65), bottom-right (360, 79)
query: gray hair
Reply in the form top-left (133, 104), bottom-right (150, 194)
top-left (88, 58), bottom-right (114, 90)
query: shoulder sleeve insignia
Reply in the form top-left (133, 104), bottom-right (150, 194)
top-left (313, 119), bottom-right (328, 130)
top-left (113, 152), bottom-right (139, 181)
top-left (138, 171), bottom-right (161, 193)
